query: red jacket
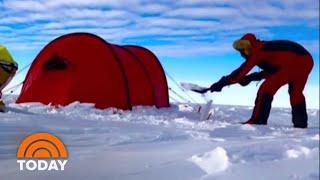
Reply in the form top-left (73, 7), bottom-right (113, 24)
top-left (227, 40), bottom-right (313, 84)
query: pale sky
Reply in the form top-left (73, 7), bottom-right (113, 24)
top-left (0, 0), bottom-right (319, 108)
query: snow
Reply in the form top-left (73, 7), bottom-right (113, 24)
top-left (285, 146), bottom-right (315, 159)
top-left (0, 95), bottom-right (319, 180)
top-left (190, 147), bottom-right (229, 175)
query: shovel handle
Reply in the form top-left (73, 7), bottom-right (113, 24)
top-left (191, 88), bottom-right (210, 94)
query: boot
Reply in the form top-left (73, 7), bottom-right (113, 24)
top-left (292, 101), bottom-right (308, 128)
top-left (243, 94), bottom-right (273, 125)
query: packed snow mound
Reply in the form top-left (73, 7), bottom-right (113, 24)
top-left (0, 95), bottom-right (319, 180)
top-left (190, 147), bottom-right (229, 174)
top-left (285, 146), bottom-right (318, 159)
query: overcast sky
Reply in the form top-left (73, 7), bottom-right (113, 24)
top-left (0, 0), bottom-right (319, 108)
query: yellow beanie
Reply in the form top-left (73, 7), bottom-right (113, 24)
top-left (233, 40), bottom-right (252, 55)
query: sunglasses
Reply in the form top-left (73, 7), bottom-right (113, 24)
top-left (0, 63), bottom-right (18, 74)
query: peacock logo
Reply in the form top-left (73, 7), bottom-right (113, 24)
top-left (16, 132), bottom-right (68, 171)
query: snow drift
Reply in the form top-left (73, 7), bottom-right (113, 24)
top-left (0, 95), bottom-right (319, 180)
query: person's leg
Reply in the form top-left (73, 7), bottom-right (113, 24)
top-left (288, 55), bottom-right (313, 128)
top-left (245, 70), bottom-right (289, 124)
top-left (288, 80), bottom-right (308, 128)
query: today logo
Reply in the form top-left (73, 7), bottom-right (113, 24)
top-left (16, 132), bottom-right (68, 171)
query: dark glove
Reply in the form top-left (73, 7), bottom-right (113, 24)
top-left (239, 72), bottom-right (263, 86)
top-left (210, 76), bottom-right (229, 92)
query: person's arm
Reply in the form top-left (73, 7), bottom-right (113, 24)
top-left (238, 70), bottom-right (271, 86)
top-left (209, 56), bottom-right (258, 92)
top-left (250, 71), bottom-right (271, 80)
top-left (226, 57), bottom-right (257, 84)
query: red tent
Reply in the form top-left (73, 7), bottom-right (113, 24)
top-left (124, 46), bottom-right (169, 108)
top-left (16, 33), bottom-right (169, 109)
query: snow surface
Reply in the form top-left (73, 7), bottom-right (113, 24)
top-left (190, 146), bottom-right (229, 174)
top-left (0, 95), bottom-right (319, 180)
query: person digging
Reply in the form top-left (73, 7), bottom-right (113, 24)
top-left (0, 45), bottom-right (18, 112)
top-left (193, 33), bottom-right (313, 128)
